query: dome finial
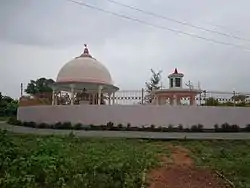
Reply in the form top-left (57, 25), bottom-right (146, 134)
top-left (84, 44), bottom-right (89, 54)
top-left (77, 44), bottom-right (92, 58)
top-left (174, 68), bottom-right (178, 74)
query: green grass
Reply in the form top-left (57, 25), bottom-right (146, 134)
top-left (0, 131), bottom-right (169, 188)
top-left (1, 130), bottom-right (250, 188)
top-left (181, 140), bottom-right (250, 188)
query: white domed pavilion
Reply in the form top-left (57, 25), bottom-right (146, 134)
top-left (51, 44), bottom-right (119, 105)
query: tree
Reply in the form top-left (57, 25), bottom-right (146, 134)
top-left (205, 97), bottom-right (220, 106)
top-left (25, 78), bottom-right (55, 97)
top-left (231, 95), bottom-right (249, 103)
top-left (145, 69), bottom-right (162, 103)
top-left (0, 94), bottom-right (18, 117)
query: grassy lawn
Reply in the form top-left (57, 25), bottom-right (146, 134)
top-left (0, 130), bottom-right (250, 188)
top-left (181, 140), bottom-right (250, 188)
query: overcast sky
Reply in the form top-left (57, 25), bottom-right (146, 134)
top-left (1, 0), bottom-right (250, 98)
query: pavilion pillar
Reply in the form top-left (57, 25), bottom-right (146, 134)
top-left (52, 89), bottom-right (55, 105)
top-left (70, 84), bottom-right (75, 105)
top-left (55, 92), bottom-right (58, 105)
top-left (108, 93), bottom-right (111, 105)
top-left (169, 96), bottom-right (173, 105)
top-left (98, 85), bottom-right (103, 105)
top-left (155, 96), bottom-right (159, 105)
top-left (190, 95), bottom-right (196, 106)
top-left (176, 95), bottom-right (181, 105)
top-left (173, 95), bottom-right (177, 106)
top-left (112, 92), bottom-right (115, 105)
top-left (92, 93), bottom-right (95, 105)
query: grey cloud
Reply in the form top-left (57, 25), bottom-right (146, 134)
top-left (1, 0), bottom-right (250, 98)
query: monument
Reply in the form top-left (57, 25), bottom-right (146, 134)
top-left (152, 68), bottom-right (202, 105)
top-left (50, 44), bottom-right (119, 105)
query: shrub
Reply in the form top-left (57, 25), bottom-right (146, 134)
top-left (178, 124), bottom-right (183, 131)
top-left (214, 124), bottom-right (220, 132)
top-left (245, 124), bottom-right (250, 132)
top-left (54, 122), bottom-right (63, 129)
top-left (221, 123), bottom-right (230, 132)
top-left (197, 124), bottom-right (204, 132)
top-left (23, 121), bottom-right (36, 128)
top-left (126, 123), bottom-right (131, 131)
top-left (191, 125), bottom-right (198, 132)
top-left (37, 123), bottom-right (50, 129)
top-left (150, 124), bottom-right (155, 131)
top-left (61, 122), bottom-right (72, 130)
top-left (7, 117), bottom-right (21, 125)
top-left (220, 123), bottom-right (240, 132)
top-left (117, 123), bottom-right (123, 129)
top-left (231, 124), bottom-right (240, 132)
top-left (107, 121), bottom-right (114, 129)
top-left (74, 123), bottom-right (82, 130)
top-left (167, 124), bottom-right (174, 132)
top-left (82, 124), bottom-right (91, 131)
top-left (158, 126), bottom-right (164, 132)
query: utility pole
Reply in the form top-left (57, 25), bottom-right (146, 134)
top-left (203, 90), bottom-right (207, 105)
top-left (233, 90), bottom-right (236, 107)
top-left (21, 83), bottom-right (23, 97)
top-left (141, 88), bottom-right (144, 104)
top-left (198, 81), bottom-right (202, 105)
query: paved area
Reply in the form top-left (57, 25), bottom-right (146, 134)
top-left (0, 122), bottom-right (250, 140)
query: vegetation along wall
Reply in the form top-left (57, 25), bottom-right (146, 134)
top-left (17, 105), bottom-right (250, 128)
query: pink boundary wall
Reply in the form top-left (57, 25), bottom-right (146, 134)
top-left (17, 105), bottom-right (250, 128)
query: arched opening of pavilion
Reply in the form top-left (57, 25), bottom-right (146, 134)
top-left (50, 44), bottom-right (119, 105)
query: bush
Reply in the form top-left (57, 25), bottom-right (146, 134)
top-left (191, 125), bottom-right (198, 132)
top-left (221, 123), bottom-right (230, 132)
top-left (214, 124), bottom-right (220, 132)
top-left (23, 121), bottom-right (36, 128)
top-left (245, 124), bottom-right (250, 132)
top-left (7, 117), bottom-right (21, 125)
top-left (158, 126), bottom-right (164, 132)
top-left (54, 122), bottom-right (63, 129)
top-left (74, 123), bottom-right (82, 130)
top-left (231, 124), bottom-right (240, 132)
top-left (82, 124), bottom-right (91, 131)
top-left (37, 123), bottom-right (50, 129)
top-left (178, 124), bottom-right (183, 131)
top-left (190, 125), bottom-right (203, 132)
top-left (107, 121), bottom-right (114, 129)
top-left (150, 124), bottom-right (155, 131)
top-left (220, 123), bottom-right (240, 132)
top-left (167, 124), bottom-right (174, 132)
top-left (117, 123), bottom-right (123, 129)
top-left (126, 123), bottom-right (131, 131)
top-left (62, 122), bottom-right (72, 130)
top-left (197, 124), bottom-right (204, 132)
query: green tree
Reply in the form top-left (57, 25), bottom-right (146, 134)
top-left (0, 93), bottom-right (18, 117)
top-left (205, 97), bottom-right (220, 106)
top-left (145, 69), bottom-right (162, 103)
top-left (231, 94), bottom-right (249, 103)
top-left (25, 78), bottom-right (55, 96)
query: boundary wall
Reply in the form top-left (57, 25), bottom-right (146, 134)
top-left (17, 105), bottom-right (250, 128)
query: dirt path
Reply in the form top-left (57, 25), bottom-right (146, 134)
top-left (147, 144), bottom-right (229, 188)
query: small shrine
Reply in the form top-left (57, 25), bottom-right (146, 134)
top-left (152, 68), bottom-right (202, 106)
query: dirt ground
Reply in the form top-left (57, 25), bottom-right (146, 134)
top-left (147, 145), bottom-right (230, 188)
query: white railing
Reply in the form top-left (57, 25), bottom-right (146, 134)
top-left (108, 89), bottom-right (250, 105)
